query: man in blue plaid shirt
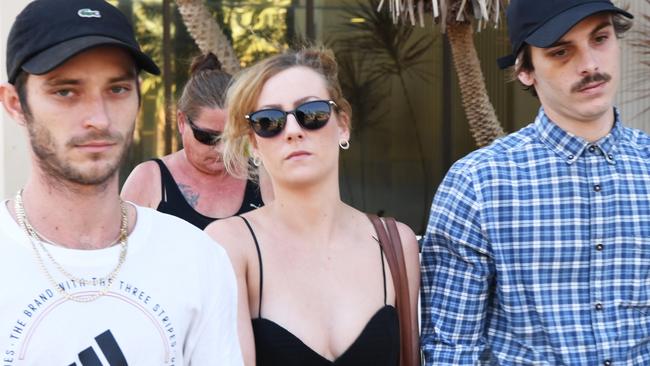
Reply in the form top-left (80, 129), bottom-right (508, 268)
top-left (421, 0), bottom-right (650, 365)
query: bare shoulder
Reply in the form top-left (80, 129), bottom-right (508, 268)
top-left (352, 208), bottom-right (418, 257)
top-left (395, 220), bottom-right (420, 294)
top-left (205, 215), bottom-right (256, 258)
top-left (121, 160), bottom-right (161, 208)
top-left (205, 216), bottom-right (246, 242)
top-left (395, 221), bottom-right (418, 255)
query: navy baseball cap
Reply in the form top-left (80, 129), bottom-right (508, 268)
top-left (497, 0), bottom-right (633, 69)
top-left (6, 0), bottom-right (160, 84)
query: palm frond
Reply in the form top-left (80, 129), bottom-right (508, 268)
top-left (333, 0), bottom-right (434, 79)
top-left (378, 0), bottom-right (508, 31)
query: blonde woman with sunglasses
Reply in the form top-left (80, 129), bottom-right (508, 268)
top-left (206, 46), bottom-right (420, 366)
top-left (122, 53), bottom-right (271, 229)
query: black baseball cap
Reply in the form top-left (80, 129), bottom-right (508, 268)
top-left (497, 0), bottom-right (633, 69)
top-left (6, 0), bottom-right (160, 84)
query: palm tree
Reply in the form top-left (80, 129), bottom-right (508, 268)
top-left (379, 0), bottom-right (506, 146)
top-left (175, 0), bottom-right (241, 74)
top-left (335, 51), bottom-right (387, 209)
top-left (332, 0), bottom-right (434, 226)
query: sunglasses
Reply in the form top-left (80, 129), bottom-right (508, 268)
top-left (186, 116), bottom-right (222, 145)
top-left (245, 100), bottom-right (337, 138)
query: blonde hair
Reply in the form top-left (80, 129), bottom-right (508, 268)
top-left (222, 46), bottom-right (352, 180)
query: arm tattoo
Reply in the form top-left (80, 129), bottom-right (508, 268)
top-left (178, 183), bottom-right (200, 208)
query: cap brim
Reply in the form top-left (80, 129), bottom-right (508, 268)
top-left (525, 3), bottom-right (633, 48)
top-left (21, 35), bottom-right (160, 76)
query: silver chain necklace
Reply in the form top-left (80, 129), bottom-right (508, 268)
top-left (14, 189), bottom-right (128, 302)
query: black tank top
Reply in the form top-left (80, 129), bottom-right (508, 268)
top-left (240, 216), bottom-right (400, 366)
top-left (153, 159), bottom-right (263, 230)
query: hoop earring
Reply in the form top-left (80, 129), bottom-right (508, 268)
top-left (339, 139), bottom-right (350, 150)
top-left (252, 156), bottom-right (262, 167)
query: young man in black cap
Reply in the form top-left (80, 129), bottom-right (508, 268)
top-left (421, 0), bottom-right (650, 364)
top-left (0, 0), bottom-right (243, 364)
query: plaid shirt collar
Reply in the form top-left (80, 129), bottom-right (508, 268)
top-left (535, 107), bottom-right (623, 165)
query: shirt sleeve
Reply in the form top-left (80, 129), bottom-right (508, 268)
top-left (187, 244), bottom-right (244, 365)
top-left (420, 161), bottom-right (495, 365)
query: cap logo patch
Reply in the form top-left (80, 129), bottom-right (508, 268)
top-left (77, 8), bottom-right (101, 18)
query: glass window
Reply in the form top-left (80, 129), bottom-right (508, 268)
top-left (119, 0), bottom-right (539, 234)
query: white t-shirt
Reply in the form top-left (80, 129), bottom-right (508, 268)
top-left (0, 202), bottom-right (243, 366)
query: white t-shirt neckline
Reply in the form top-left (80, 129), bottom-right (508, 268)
top-left (0, 200), bottom-right (151, 267)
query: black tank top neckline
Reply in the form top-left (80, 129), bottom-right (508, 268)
top-left (153, 158), bottom-right (263, 230)
top-left (239, 216), bottom-right (400, 366)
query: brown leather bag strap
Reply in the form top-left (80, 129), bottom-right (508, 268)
top-left (367, 214), bottom-right (419, 366)
top-left (385, 217), bottom-right (420, 366)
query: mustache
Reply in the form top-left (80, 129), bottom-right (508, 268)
top-left (67, 130), bottom-right (124, 147)
top-left (571, 72), bottom-right (611, 93)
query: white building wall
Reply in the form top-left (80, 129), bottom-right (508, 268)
top-left (617, 0), bottom-right (650, 132)
top-left (1, 0), bottom-right (31, 200)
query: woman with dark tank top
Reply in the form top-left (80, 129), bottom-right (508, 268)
top-left (121, 53), bottom-right (271, 229)
top-left (206, 46), bottom-right (420, 366)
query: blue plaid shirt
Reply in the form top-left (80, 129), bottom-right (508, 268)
top-left (421, 108), bottom-right (650, 365)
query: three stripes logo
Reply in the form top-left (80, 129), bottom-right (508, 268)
top-left (68, 330), bottom-right (127, 366)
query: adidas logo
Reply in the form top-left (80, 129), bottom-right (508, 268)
top-left (68, 330), bottom-right (127, 366)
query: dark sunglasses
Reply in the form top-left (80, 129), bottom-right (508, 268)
top-left (245, 100), bottom-right (337, 138)
top-left (186, 116), bottom-right (222, 145)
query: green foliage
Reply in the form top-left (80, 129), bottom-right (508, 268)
top-left (222, 1), bottom-right (292, 66)
top-left (333, 0), bottom-right (433, 81)
top-left (329, 0), bottom-right (435, 218)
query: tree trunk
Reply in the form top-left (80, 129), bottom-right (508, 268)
top-left (175, 0), bottom-right (241, 74)
top-left (446, 22), bottom-right (505, 146)
top-left (163, 0), bottom-right (173, 155)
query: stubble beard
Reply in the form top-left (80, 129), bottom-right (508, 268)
top-left (25, 115), bottom-right (134, 190)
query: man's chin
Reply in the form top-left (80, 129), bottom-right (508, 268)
top-left (576, 102), bottom-right (614, 121)
top-left (64, 165), bottom-right (120, 186)
top-left (41, 156), bottom-right (122, 187)
top-left (68, 144), bottom-right (130, 185)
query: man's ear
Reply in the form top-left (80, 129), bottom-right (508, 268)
top-left (0, 83), bottom-right (28, 126)
top-left (517, 70), bottom-right (535, 87)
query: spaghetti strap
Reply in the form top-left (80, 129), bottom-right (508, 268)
top-left (152, 158), bottom-right (168, 202)
top-left (239, 216), bottom-right (264, 318)
top-left (379, 243), bottom-right (387, 306)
